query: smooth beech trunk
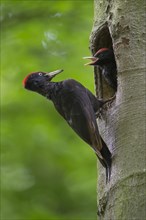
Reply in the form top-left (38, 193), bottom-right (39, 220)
top-left (90, 0), bottom-right (146, 219)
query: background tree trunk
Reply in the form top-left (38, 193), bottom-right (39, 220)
top-left (90, 0), bottom-right (146, 219)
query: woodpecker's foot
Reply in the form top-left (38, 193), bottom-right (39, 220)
top-left (95, 108), bottom-right (103, 119)
top-left (95, 95), bottom-right (116, 118)
top-left (103, 94), bottom-right (116, 108)
top-left (94, 98), bottom-right (104, 118)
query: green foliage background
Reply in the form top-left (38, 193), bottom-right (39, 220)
top-left (1, 1), bottom-right (98, 219)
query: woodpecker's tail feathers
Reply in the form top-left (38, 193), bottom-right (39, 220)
top-left (96, 138), bottom-right (112, 183)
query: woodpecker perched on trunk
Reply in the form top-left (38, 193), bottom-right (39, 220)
top-left (23, 70), bottom-right (112, 182)
top-left (84, 48), bottom-right (117, 91)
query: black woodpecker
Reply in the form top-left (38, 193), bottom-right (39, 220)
top-left (84, 48), bottom-right (117, 91)
top-left (23, 69), bottom-right (112, 182)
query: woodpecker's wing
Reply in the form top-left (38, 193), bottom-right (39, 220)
top-left (61, 81), bottom-right (112, 182)
top-left (50, 79), bottom-right (111, 182)
top-left (56, 79), bottom-right (103, 157)
top-left (85, 88), bottom-right (104, 112)
top-left (69, 96), bottom-right (103, 158)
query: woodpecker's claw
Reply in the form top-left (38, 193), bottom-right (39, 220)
top-left (103, 94), bottom-right (116, 107)
top-left (95, 109), bottom-right (103, 119)
top-left (95, 95), bottom-right (116, 118)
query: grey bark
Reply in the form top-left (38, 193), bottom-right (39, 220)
top-left (90, 0), bottom-right (146, 219)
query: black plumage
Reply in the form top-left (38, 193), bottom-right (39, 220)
top-left (84, 48), bottom-right (117, 91)
top-left (23, 69), bottom-right (112, 182)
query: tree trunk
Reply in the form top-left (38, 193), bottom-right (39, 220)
top-left (90, 0), bottom-right (146, 219)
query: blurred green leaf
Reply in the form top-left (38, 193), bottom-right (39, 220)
top-left (1, 1), bottom-right (97, 220)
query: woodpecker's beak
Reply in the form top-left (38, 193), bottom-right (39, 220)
top-left (83, 57), bottom-right (99, 66)
top-left (45, 69), bottom-right (64, 79)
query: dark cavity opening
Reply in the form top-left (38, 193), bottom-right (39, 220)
top-left (90, 24), bottom-right (117, 100)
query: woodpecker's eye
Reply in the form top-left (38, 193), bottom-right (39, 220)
top-left (38, 72), bottom-right (43, 76)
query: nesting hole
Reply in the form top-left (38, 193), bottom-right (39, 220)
top-left (90, 24), bottom-right (116, 99)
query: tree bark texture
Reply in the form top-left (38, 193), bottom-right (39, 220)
top-left (90, 0), bottom-right (146, 219)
